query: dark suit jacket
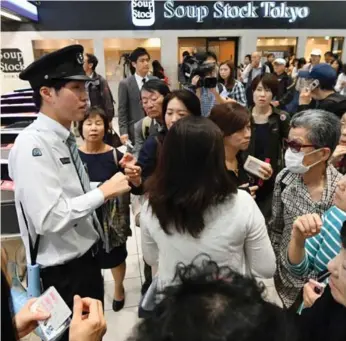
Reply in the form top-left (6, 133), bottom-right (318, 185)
top-left (117, 75), bottom-right (156, 142)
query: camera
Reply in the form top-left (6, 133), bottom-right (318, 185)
top-left (191, 62), bottom-right (218, 88)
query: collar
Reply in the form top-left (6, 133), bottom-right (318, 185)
top-left (135, 73), bottom-right (147, 82)
top-left (36, 112), bottom-right (71, 141)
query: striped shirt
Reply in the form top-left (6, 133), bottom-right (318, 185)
top-left (287, 206), bottom-right (346, 277)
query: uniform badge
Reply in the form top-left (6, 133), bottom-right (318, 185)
top-left (60, 157), bottom-right (71, 165)
top-left (32, 148), bottom-right (42, 157)
top-left (280, 114), bottom-right (287, 121)
top-left (76, 53), bottom-right (84, 65)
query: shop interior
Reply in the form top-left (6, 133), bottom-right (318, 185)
top-left (178, 37), bottom-right (238, 66)
top-left (304, 36), bottom-right (344, 61)
top-left (256, 37), bottom-right (297, 59)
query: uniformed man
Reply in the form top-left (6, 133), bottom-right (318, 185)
top-left (8, 45), bottom-right (131, 340)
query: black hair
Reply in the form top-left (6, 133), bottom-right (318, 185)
top-left (267, 53), bottom-right (275, 58)
top-left (145, 116), bottom-right (237, 238)
top-left (251, 73), bottom-right (279, 98)
top-left (245, 54), bottom-right (251, 61)
top-left (341, 222), bottom-right (346, 249)
top-left (152, 60), bottom-right (165, 79)
top-left (32, 79), bottom-right (71, 111)
top-left (182, 51), bottom-right (190, 58)
top-left (78, 106), bottom-right (110, 139)
top-left (141, 79), bottom-right (170, 97)
top-left (129, 259), bottom-right (295, 341)
top-left (162, 90), bottom-right (202, 124)
top-left (130, 47), bottom-right (150, 63)
top-left (324, 51), bottom-right (334, 57)
top-left (342, 63), bottom-right (346, 75)
top-left (206, 51), bottom-right (218, 62)
top-left (332, 59), bottom-right (343, 75)
top-left (297, 57), bottom-right (307, 70)
top-left (85, 53), bottom-right (98, 71)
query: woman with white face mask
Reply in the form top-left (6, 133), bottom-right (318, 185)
top-left (268, 109), bottom-right (342, 310)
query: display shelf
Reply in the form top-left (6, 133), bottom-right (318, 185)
top-left (1, 89), bottom-right (34, 238)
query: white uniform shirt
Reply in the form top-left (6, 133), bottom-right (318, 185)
top-left (8, 113), bottom-right (104, 268)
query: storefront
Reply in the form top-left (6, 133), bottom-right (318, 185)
top-left (1, 0), bottom-right (346, 98)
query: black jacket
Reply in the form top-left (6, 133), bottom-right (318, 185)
top-left (297, 285), bottom-right (346, 341)
top-left (87, 72), bottom-right (115, 121)
top-left (243, 106), bottom-right (290, 219)
top-left (275, 72), bottom-right (294, 110)
top-left (298, 92), bottom-right (346, 118)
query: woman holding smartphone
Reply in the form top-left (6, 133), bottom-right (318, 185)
top-left (247, 74), bottom-right (290, 220)
top-left (209, 102), bottom-right (257, 197)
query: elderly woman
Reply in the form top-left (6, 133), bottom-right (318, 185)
top-left (269, 109), bottom-right (342, 309)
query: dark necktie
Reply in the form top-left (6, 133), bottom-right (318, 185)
top-left (142, 78), bottom-right (146, 85)
top-left (66, 133), bottom-right (105, 242)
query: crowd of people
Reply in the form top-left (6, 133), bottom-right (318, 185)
top-left (2, 43), bottom-right (346, 341)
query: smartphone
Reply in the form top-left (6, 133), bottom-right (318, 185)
top-left (244, 156), bottom-right (268, 180)
top-left (309, 79), bottom-right (320, 91)
top-left (131, 0), bottom-right (155, 27)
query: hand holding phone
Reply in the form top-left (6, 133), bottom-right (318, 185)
top-left (299, 87), bottom-right (312, 105)
top-left (244, 156), bottom-right (271, 180)
top-left (303, 279), bottom-right (325, 308)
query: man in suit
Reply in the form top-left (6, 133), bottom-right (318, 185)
top-left (118, 47), bottom-right (154, 146)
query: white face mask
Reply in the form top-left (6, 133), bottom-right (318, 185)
top-left (285, 148), bottom-right (322, 174)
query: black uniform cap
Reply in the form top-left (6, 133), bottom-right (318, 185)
top-left (19, 44), bottom-right (91, 89)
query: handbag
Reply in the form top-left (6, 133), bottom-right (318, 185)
top-left (104, 129), bottom-right (122, 149)
top-left (101, 149), bottom-right (132, 252)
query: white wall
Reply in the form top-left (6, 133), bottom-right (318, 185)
top-left (2, 29), bottom-right (346, 95)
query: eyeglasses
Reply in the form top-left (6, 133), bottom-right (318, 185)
top-left (284, 139), bottom-right (317, 153)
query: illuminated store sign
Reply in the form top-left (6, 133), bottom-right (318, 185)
top-left (0, 49), bottom-right (25, 73)
top-left (163, 1), bottom-right (310, 24)
top-left (131, 0), bottom-right (155, 27)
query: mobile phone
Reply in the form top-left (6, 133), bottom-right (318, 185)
top-left (309, 79), bottom-right (320, 91)
top-left (131, 0), bottom-right (155, 27)
top-left (125, 139), bottom-right (134, 151)
top-left (244, 156), bottom-right (268, 180)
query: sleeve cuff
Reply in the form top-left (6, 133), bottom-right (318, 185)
top-left (85, 188), bottom-right (105, 211)
top-left (286, 250), bottom-right (309, 276)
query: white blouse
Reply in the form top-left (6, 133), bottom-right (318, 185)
top-left (140, 190), bottom-right (276, 291)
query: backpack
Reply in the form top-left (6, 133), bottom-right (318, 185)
top-left (141, 116), bottom-right (153, 140)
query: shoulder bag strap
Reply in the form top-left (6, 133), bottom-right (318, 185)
top-left (19, 202), bottom-right (40, 266)
top-left (112, 148), bottom-right (118, 166)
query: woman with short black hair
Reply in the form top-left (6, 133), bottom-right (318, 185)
top-left (141, 116), bottom-right (276, 292)
top-left (247, 73), bottom-right (290, 220)
top-left (78, 106), bottom-right (141, 312)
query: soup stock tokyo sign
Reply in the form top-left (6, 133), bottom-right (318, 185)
top-left (131, 0), bottom-right (310, 26)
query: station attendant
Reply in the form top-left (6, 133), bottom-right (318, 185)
top-left (8, 45), bottom-right (132, 341)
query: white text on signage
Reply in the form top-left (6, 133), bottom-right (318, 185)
top-left (163, 1), bottom-right (310, 23)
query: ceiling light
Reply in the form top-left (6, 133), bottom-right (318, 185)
top-left (0, 9), bottom-right (22, 21)
top-left (325, 36), bottom-right (330, 40)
